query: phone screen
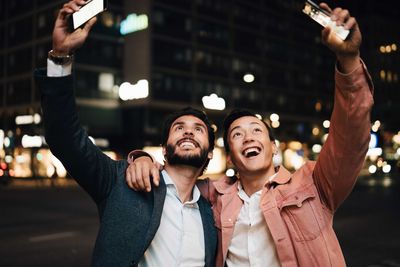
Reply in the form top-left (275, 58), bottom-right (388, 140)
top-left (72, 0), bottom-right (106, 29)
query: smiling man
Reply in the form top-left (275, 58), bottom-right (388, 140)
top-left (126, 3), bottom-right (374, 267)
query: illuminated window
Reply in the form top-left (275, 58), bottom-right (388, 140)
top-left (387, 71), bottom-right (393, 82)
top-left (380, 70), bottom-right (386, 80)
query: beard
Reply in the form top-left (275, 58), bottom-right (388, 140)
top-left (165, 144), bottom-right (209, 169)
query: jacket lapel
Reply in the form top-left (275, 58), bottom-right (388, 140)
top-left (198, 196), bottom-right (217, 267)
top-left (140, 173), bottom-right (167, 256)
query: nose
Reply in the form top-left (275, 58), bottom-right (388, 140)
top-left (183, 128), bottom-right (194, 137)
top-left (243, 131), bottom-right (255, 144)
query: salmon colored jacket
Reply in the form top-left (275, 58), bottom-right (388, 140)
top-left (199, 61), bottom-right (374, 267)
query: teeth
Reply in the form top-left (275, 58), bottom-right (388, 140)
top-left (180, 141), bottom-right (195, 148)
top-left (243, 147), bottom-right (260, 157)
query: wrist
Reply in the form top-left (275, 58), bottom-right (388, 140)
top-left (336, 53), bottom-right (360, 73)
top-left (48, 49), bottom-right (73, 65)
top-left (127, 150), bottom-right (153, 164)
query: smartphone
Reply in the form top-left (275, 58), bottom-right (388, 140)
top-left (302, 0), bottom-right (350, 40)
top-left (71, 0), bottom-right (107, 30)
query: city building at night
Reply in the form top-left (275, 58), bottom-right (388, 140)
top-left (0, 0), bottom-right (399, 179)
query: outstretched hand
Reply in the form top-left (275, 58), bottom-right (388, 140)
top-left (53, 0), bottom-right (97, 55)
top-left (319, 3), bottom-right (362, 72)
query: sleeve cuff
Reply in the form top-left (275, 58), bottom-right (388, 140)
top-left (47, 58), bottom-right (72, 77)
top-left (127, 150), bottom-right (154, 164)
top-left (335, 59), bottom-right (374, 93)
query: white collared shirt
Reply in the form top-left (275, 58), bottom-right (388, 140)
top-left (226, 174), bottom-right (281, 267)
top-left (139, 170), bottom-right (205, 267)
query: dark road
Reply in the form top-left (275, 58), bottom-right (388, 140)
top-left (1, 177), bottom-right (399, 267)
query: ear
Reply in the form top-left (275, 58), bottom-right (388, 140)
top-left (207, 150), bottom-right (213, 160)
top-left (162, 146), bottom-right (166, 157)
top-left (271, 141), bottom-right (278, 155)
top-left (226, 153), bottom-right (233, 165)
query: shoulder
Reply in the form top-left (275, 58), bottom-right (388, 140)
top-left (212, 175), bottom-right (238, 194)
top-left (286, 161), bottom-right (317, 185)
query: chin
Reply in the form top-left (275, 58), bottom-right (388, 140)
top-left (177, 151), bottom-right (200, 157)
top-left (241, 161), bottom-right (270, 173)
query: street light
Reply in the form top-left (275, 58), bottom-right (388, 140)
top-left (202, 93), bottom-right (225, 110)
top-left (119, 80), bottom-right (149, 101)
top-left (243, 73), bottom-right (255, 83)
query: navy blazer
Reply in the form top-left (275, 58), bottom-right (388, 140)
top-left (35, 69), bottom-right (217, 267)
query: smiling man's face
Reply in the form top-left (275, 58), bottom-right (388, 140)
top-left (227, 116), bottom-right (276, 175)
top-left (163, 115), bottom-right (212, 168)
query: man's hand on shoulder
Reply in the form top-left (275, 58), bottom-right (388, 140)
top-left (126, 156), bottom-right (162, 192)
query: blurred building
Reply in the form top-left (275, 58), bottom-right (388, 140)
top-left (0, 0), bottom-right (399, 178)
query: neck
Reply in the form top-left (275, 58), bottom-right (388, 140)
top-left (238, 167), bottom-right (276, 196)
top-left (164, 163), bottom-right (202, 203)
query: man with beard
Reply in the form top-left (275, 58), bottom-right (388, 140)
top-left (126, 3), bottom-right (374, 267)
top-left (35, 1), bottom-right (217, 266)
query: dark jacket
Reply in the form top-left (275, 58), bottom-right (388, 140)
top-left (35, 69), bottom-right (217, 267)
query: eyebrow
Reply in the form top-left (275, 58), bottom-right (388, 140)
top-left (172, 121), bottom-right (206, 129)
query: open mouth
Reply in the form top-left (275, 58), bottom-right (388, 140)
top-left (242, 147), bottom-right (261, 158)
top-left (177, 138), bottom-right (199, 149)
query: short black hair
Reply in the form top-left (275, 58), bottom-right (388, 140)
top-left (223, 109), bottom-right (275, 153)
top-left (161, 107), bottom-right (215, 152)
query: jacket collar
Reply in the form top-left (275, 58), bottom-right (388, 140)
top-left (213, 165), bottom-right (293, 194)
top-left (267, 165), bottom-right (292, 188)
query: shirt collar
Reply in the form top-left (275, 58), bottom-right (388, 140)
top-left (161, 170), bottom-right (201, 204)
top-left (237, 172), bottom-right (278, 200)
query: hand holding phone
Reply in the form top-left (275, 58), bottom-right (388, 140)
top-left (303, 0), bottom-right (350, 40)
top-left (72, 0), bottom-right (107, 30)
top-left (52, 0), bottom-right (99, 56)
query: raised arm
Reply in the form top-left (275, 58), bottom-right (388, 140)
top-left (37, 70), bottom-right (122, 203)
top-left (313, 3), bottom-right (373, 211)
top-left (35, 1), bottom-right (123, 203)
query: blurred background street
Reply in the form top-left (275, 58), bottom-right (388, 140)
top-left (1, 175), bottom-right (400, 267)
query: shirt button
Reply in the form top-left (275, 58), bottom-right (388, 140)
top-left (297, 202), bottom-right (302, 208)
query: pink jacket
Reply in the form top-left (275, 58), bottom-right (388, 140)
top-left (200, 61), bottom-right (374, 267)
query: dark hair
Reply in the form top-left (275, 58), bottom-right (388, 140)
top-left (223, 109), bottom-right (275, 153)
top-left (161, 107), bottom-right (215, 152)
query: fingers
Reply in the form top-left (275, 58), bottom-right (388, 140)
top-left (321, 26), bottom-right (332, 45)
top-left (66, 1), bottom-right (80, 12)
top-left (126, 166), bottom-right (134, 190)
top-left (126, 164), bottom-right (139, 190)
top-left (61, 0), bottom-right (83, 15)
top-left (331, 8), bottom-right (350, 26)
top-left (59, 0), bottom-right (88, 20)
top-left (319, 3), bottom-right (332, 14)
top-left (151, 168), bottom-right (160, 187)
top-left (155, 161), bottom-right (163, 171)
top-left (320, 3), bottom-right (356, 30)
top-left (343, 17), bottom-right (356, 30)
top-left (143, 168), bottom-right (152, 192)
top-left (134, 162), bottom-right (146, 191)
top-left (83, 17), bottom-right (97, 33)
top-left (126, 157), bottom-right (160, 192)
